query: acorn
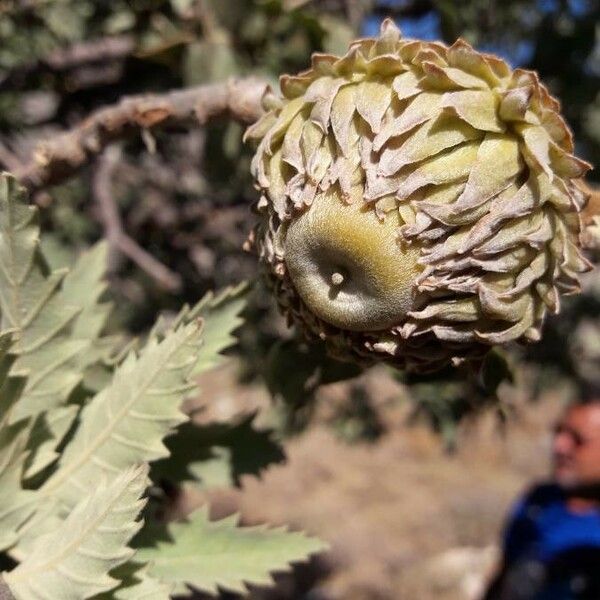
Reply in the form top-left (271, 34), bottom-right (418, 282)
top-left (245, 19), bottom-right (593, 372)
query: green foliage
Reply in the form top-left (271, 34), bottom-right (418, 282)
top-left (40, 321), bottom-right (202, 512)
top-left (136, 507), bottom-right (326, 596)
top-left (399, 350), bottom-right (514, 451)
top-left (265, 338), bottom-right (362, 433)
top-left (0, 176), bottom-right (84, 422)
top-left (0, 425), bottom-right (37, 551)
top-left (151, 282), bottom-right (249, 376)
top-left (99, 563), bottom-right (172, 600)
top-left (0, 175), bottom-right (323, 598)
top-left (24, 404), bottom-right (78, 479)
top-left (4, 466), bottom-right (148, 600)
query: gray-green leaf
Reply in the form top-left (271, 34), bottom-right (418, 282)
top-left (41, 322), bottom-right (203, 510)
top-left (0, 175), bottom-right (108, 423)
top-left (0, 425), bottom-right (37, 551)
top-left (3, 465), bottom-right (148, 600)
top-left (137, 507), bottom-right (326, 595)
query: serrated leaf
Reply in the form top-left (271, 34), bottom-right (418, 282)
top-left (0, 175), bottom-right (79, 419)
top-left (0, 174), bottom-right (103, 423)
top-left (0, 374), bottom-right (25, 424)
top-left (0, 328), bottom-right (13, 362)
top-left (23, 404), bottom-right (79, 479)
top-left (152, 282), bottom-right (247, 376)
top-left (10, 338), bottom-right (87, 420)
top-left (186, 447), bottom-right (233, 489)
top-left (39, 234), bottom-right (76, 271)
top-left (40, 322), bottom-right (203, 511)
top-left (137, 507), bottom-right (326, 595)
top-left (0, 424), bottom-right (37, 551)
top-left (92, 562), bottom-right (172, 600)
top-left (190, 282), bottom-right (247, 374)
top-left (110, 572), bottom-right (171, 600)
top-left (59, 242), bottom-right (122, 396)
top-left (4, 466), bottom-right (149, 600)
top-left (0, 176), bottom-right (38, 335)
top-left (0, 328), bottom-right (16, 395)
top-left (44, 242), bottom-right (116, 400)
top-left (62, 242), bottom-right (111, 344)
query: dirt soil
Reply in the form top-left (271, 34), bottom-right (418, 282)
top-left (182, 362), bottom-right (567, 600)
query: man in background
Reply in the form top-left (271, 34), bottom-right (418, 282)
top-left (484, 395), bottom-right (600, 599)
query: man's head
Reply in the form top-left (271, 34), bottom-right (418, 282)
top-left (552, 397), bottom-right (600, 490)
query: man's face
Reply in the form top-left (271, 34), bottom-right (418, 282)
top-left (552, 403), bottom-right (600, 489)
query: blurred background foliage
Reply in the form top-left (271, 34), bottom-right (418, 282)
top-left (0, 0), bottom-right (598, 445)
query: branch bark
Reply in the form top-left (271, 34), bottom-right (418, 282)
top-left (15, 77), bottom-right (269, 192)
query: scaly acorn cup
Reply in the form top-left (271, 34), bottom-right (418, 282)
top-left (245, 19), bottom-right (593, 372)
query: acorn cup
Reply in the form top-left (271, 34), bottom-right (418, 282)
top-left (245, 18), bottom-right (593, 372)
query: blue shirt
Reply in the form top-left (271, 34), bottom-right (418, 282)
top-left (502, 484), bottom-right (600, 599)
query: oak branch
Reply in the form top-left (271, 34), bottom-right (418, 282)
top-left (16, 77), bottom-right (269, 192)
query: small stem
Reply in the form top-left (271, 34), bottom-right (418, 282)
top-left (93, 146), bottom-right (183, 293)
top-left (331, 272), bottom-right (345, 286)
